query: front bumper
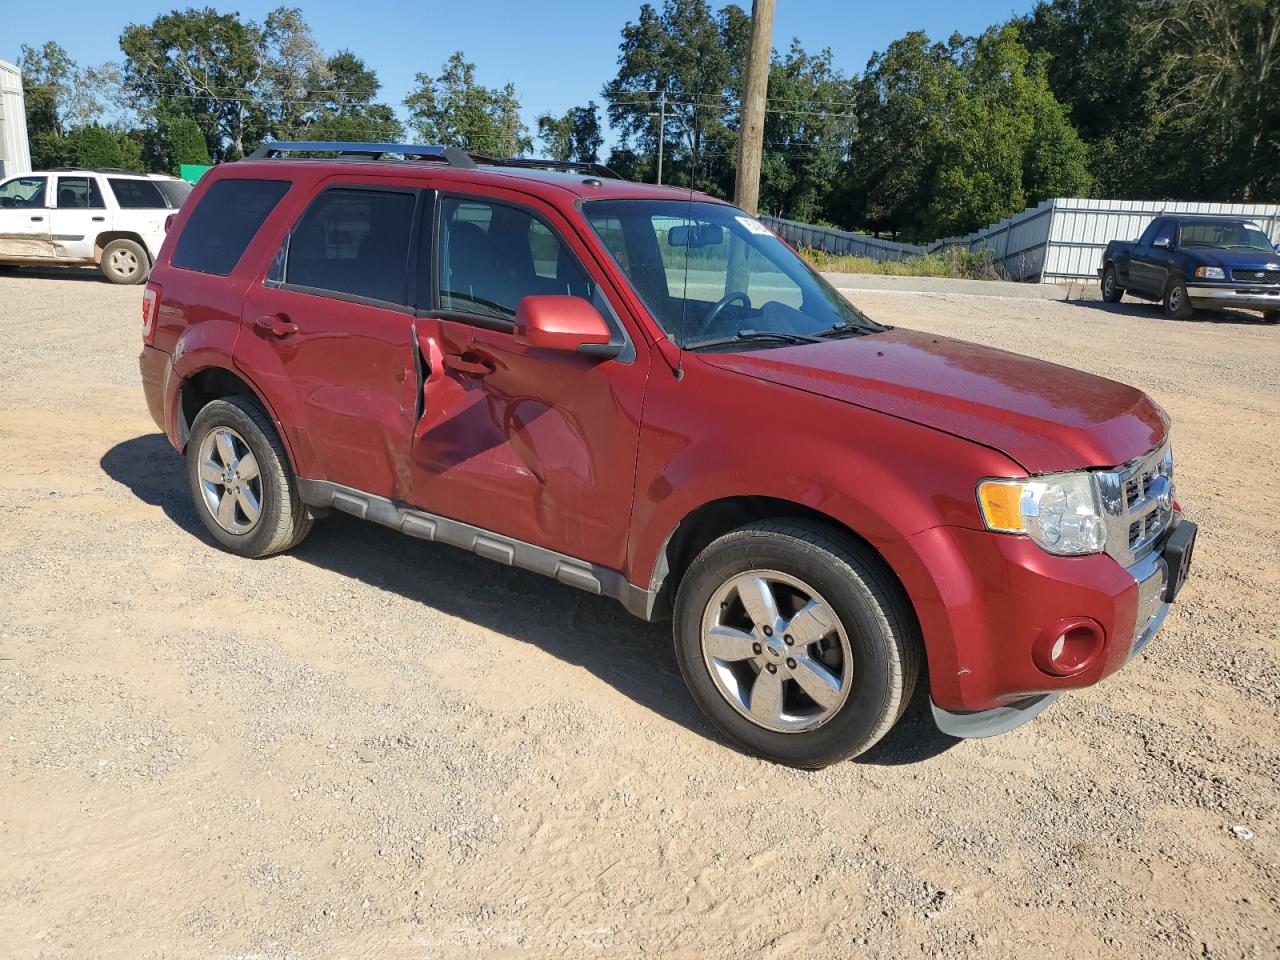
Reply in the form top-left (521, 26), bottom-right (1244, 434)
top-left (1186, 283), bottom-right (1280, 311)
top-left (926, 519), bottom-right (1194, 738)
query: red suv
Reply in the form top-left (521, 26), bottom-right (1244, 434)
top-left (139, 142), bottom-right (1197, 768)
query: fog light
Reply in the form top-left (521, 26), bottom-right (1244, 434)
top-left (1033, 618), bottom-right (1104, 676)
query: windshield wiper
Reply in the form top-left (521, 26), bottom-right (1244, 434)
top-left (816, 320), bottom-right (881, 338)
top-left (685, 329), bottom-right (824, 350)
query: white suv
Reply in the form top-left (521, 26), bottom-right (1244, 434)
top-left (0, 168), bottom-right (193, 284)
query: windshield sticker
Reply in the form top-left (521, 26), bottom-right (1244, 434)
top-left (735, 215), bottom-right (773, 236)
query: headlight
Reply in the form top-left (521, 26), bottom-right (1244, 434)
top-left (1194, 266), bottom-right (1225, 280)
top-left (977, 472), bottom-right (1106, 556)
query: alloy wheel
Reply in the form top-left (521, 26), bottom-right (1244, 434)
top-left (197, 426), bottom-right (263, 534)
top-left (699, 569), bottom-right (853, 733)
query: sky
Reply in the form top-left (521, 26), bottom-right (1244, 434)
top-left (3, 0), bottom-right (1035, 147)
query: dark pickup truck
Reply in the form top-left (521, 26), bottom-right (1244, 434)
top-left (1100, 215), bottom-right (1280, 322)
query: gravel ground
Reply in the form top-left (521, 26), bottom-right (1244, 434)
top-left (1, 270), bottom-right (1277, 959)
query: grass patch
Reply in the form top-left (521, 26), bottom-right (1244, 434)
top-left (801, 246), bottom-right (1004, 281)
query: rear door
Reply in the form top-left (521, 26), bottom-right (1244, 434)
top-left (236, 180), bottom-right (426, 500)
top-left (409, 188), bottom-right (650, 570)
top-left (48, 175), bottom-right (109, 261)
top-left (0, 175), bottom-right (52, 260)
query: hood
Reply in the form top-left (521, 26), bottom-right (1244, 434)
top-left (699, 328), bottom-right (1168, 474)
top-left (1187, 247), bottom-right (1280, 270)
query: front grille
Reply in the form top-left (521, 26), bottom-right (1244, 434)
top-left (1230, 268), bottom-right (1280, 284)
top-left (1098, 442), bottom-right (1175, 567)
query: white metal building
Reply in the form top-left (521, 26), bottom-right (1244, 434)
top-left (0, 60), bottom-right (32, 179)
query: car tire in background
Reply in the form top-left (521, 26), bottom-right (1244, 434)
top-left (1264, 311), bottom-right (1279, 324)
top-left (1163, 276), bottom-right (1195, 320)
top-left (99, 238), bottom-right (150, 285)
top-left (186, 396), bottom-right (313, 558)
top-left (1101, 265), bottom-right (1124, 303)
top-left (673, 519), bottom-right (921, 769)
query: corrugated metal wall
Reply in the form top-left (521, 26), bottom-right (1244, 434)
top-left (763, 200), bottom-right (1280, 284)
top-left (0, 60), bottom-right (32, 178)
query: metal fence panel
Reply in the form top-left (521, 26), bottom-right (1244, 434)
top-left (764, 199), bottom-right (1280, 284)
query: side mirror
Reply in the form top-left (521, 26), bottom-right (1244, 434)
top-left (1153, 236), bottom-right (1173, 250)
top-left (1273, 242), bottom-right (1280, 254)
top-left (514, 295), bottom-right (620, 359)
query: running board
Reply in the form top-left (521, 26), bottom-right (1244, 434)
top-left (296, 479), bottom-right (655, 619)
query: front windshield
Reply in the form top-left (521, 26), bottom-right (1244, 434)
top-left (584, 199), bottom-right (883, 349)
top-left (1178, 221), bottom-right (1275, 252)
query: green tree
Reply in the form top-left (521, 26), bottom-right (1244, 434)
top-left (165, 116), bottom-right (212, 172)
top-left (404, 52), bottom-right (530, 156)
top-left (120, 7), bottom-right (269, 160)
top-left (603, 0), bottom-right (750, 190)
top-left (297, 52), bottom-right (405, 143)
top-left (757, 42), bottom-right (857, 222)
top-left (536, 103), bottom-right (604, 162)
top-left (66, 125), bottom-right (144, 171)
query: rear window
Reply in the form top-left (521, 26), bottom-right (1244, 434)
top-left (154, 179), bottom-right (194, 208)
top-left (107, 178), bottom-right (167, 209)
top-left (285, 187), bottom-right (416, 305)
top-left (172, 179), bottom-right (291, 276)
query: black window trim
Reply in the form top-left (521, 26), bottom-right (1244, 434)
top-left (263, 182), bottom-right (428, 315)
top-left (422, 189), bottom-right (634, 362)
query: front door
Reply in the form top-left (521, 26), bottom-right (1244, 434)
top-left (48, 175), bottom-right (109, 261)
top-left (410, 190), bottom-right (650, 571)
top-left (0, 175), bottom-right (53, 260)
top-left (236, 181), bottom-right (426, 500)
top-left (1127, 217), bottom-right (1170, 296)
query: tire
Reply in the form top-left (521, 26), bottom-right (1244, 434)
top-left (186, 396), bottom-right (313, 557)
top-left (1264, 311), bottom-right (1280, 325)
top-left (99, 238), bottom-right (150, 285)
top-left (1101, 265), bottom-right (1124, 303)
top-left (0, 264), bottom-right (19, 273)
top-left (1163, 276), bottom-right (1195, 320)
top-left (673, 519), bottom-right (921, 769)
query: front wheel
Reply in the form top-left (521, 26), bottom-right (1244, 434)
top-left (186, 396), bottom-right (312, 557)
top-left (1163, 277), bottom-right (1195, 320)
top-left (1101, 266), bottom-right (1124, 303)
top-left (673, 519), bottom-right (921, 768)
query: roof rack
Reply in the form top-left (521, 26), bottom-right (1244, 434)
top-left (247, 141), bottom-right (621, 180)
top-left (44, 167), bottom-right (149, 174)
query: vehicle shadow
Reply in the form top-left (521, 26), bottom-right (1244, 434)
top-left (101, 432), bottom-right (959, 767)
top-left (1, 265), bottom-right (110, 283)
top-left (1068, 297), bottom-right (1272, 326)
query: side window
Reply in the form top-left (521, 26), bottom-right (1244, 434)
top-left (56, 177), bottom-right (105, 209)
top-left (285, 188), bottom-right (416, 305)
top-left (1138, 218), bottom-right (1165, 247)
top-left (107, 178), bottom-right (167, 209)
top-left (0, 176), bottom-right (47, 209)
top-left (172, 179), bottom-right (291, 276)
top-left (439, 196), bottom-right (594, 320)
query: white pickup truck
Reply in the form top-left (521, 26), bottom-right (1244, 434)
top-left (0, 168), bottom-right (192, 284)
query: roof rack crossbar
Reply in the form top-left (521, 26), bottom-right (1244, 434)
top-left (470, 155), bottom-right (622, 180)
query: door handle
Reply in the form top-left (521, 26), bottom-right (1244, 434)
top-left (444, 353), bottom-right (494, 376)
top-left (254, 314), bottom-right (298, 338)
top-left (91, 216), bottom-right (105, 223)
top-left (30, 216), bottom-right (43, 222)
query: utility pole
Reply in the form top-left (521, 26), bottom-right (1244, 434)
top-left (655, 91), bottom-right (666, 185)
top-left (734, 0), bottom-right (775, 214)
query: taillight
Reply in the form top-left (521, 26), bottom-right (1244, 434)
top-left (164, 214), bottom-right (175, 233)
top-left (142, 283), bottom-right (161, 344)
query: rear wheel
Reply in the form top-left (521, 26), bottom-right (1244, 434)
top-left (673, 519), bottom-right (920, 768)
top-left (186, 396), bottom-right (312, 557)
top-left (100, 238), bottom-right (149, 285)
top-left (1163, 277), bottom-right (1195, 320)
top-left (1101, 265), bottom-right (1124, 303)
top-left (1264, 311), bottom-right (1280, 324)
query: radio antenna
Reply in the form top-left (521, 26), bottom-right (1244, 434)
top-left (674, 89), bottom-right (702, 382)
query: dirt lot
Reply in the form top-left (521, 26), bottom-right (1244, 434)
top-left (1, 270), bottom-right (1277, 960)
